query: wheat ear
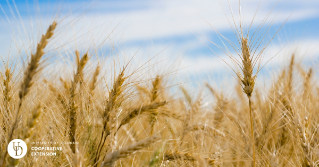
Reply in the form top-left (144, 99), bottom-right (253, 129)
top-left (149, 75), bottom-right (162, 134)
top-left (90, 64), bottom-right (100, 94)
top-left (60, 77), bottom-right (70, 91)
top-left (100, 135), bottom-right (160, 167)
top-left (44, 80), bottom-right (68, 110)
top-left (69, 51), bottom-right (89, 153)
top-left (19, 21), bottom-right (57, 101)
top-left (151, 75), bottom-right (161, 101)
top-left (293, 114), bottom-right (313, 166)
top-left (118, 101), bottom-right (167, 131)
top-left (94, 68), bottom-right (126, 167)
top-left (88, 64), bottom-right (100, 112)
top-left (302, 68), bottom-right (312, 99)
top-left (186, 124), bottom-right (225, 138)
top-left (286, 54), bottom-right (294, 101)
top-left (3, 68), bottom-right (12, 114)
top-left (164, 151), bottom-right (215, 165)
top-left (0, 21), bottom-right (56, 167)
top-left (206, 83), bottom-right (228, 129)
top-left (2, 67), bottom-right (12, 133)
top-left (180, 89), bottom-right (202, 145)
top-left (24, 105), bottom-right (42, 143)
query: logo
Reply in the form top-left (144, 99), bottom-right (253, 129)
top-left (7, 139), bottom-right (27, 159)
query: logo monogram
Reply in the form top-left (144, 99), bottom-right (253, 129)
top-left (13, 142), bottom-right (23, 156)
top-left (7, 139), bottom-right (27, 159)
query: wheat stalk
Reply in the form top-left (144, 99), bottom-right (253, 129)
top-left (165, 151), bottom-right (197, 161)
top-left (180, 89), bottom-right (202, 145)
top-left (293, 114), bottom-right (313, 166)
top-left (72, 145), bottom-right (86, 167)
top-left (118, 101), bottom-right (167, 131)
top-left (94, 68), bottom-right (126, 167)
top-left (6, 105), bottom-right (42, 167)
top-left (60, 77), bottom-right (70, 91)
top-left (44, 79), bottom-right (68, 110)
top-left (100, 135), bottom-right (160, 167)
top-left (205, 0), bottom-right (288, 163)
top-left (18, 22), bottom-right (57, 101)
top-left (186, 124), bottom-right (225, 138)
top-left (24, 105), bottom-right (42, 143)
top-left (0, 21), bottom-right (56, 167)
top-left (88, 64), bottom-right (100, 109)
top-left (69, 51), bottom-right (89, 153)
top-left (222, 36), bottom-right (259, 167)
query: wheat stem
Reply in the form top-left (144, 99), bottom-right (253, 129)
top-left (248, 96), bottom-right (256, 167)
top-left (100, 135), bottom-right (160, 167)
top-left (118, 101), bottom-right (167, 131)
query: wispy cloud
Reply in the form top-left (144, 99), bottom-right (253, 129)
top-left (0, 0), bottom-right (318, 84)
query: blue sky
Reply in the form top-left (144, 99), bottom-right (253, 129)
top-left (1, 0), bottom-right (319, 89)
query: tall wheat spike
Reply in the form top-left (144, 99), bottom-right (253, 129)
top-left (69, 51), bottom-right (89, 153)
top-left (94, 68), bottom-right (126, 167)
top-left (209, 27), bottom-right (260, 167)
top-left (205, 5), bottom-right (284, 166)
top-left (0, 21), bottom-right (57, 167)
top-left (240, 37), bottom-right (258, 166)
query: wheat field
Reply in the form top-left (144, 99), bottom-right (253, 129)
top-left (0, 0), bottom-right (318, 167)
